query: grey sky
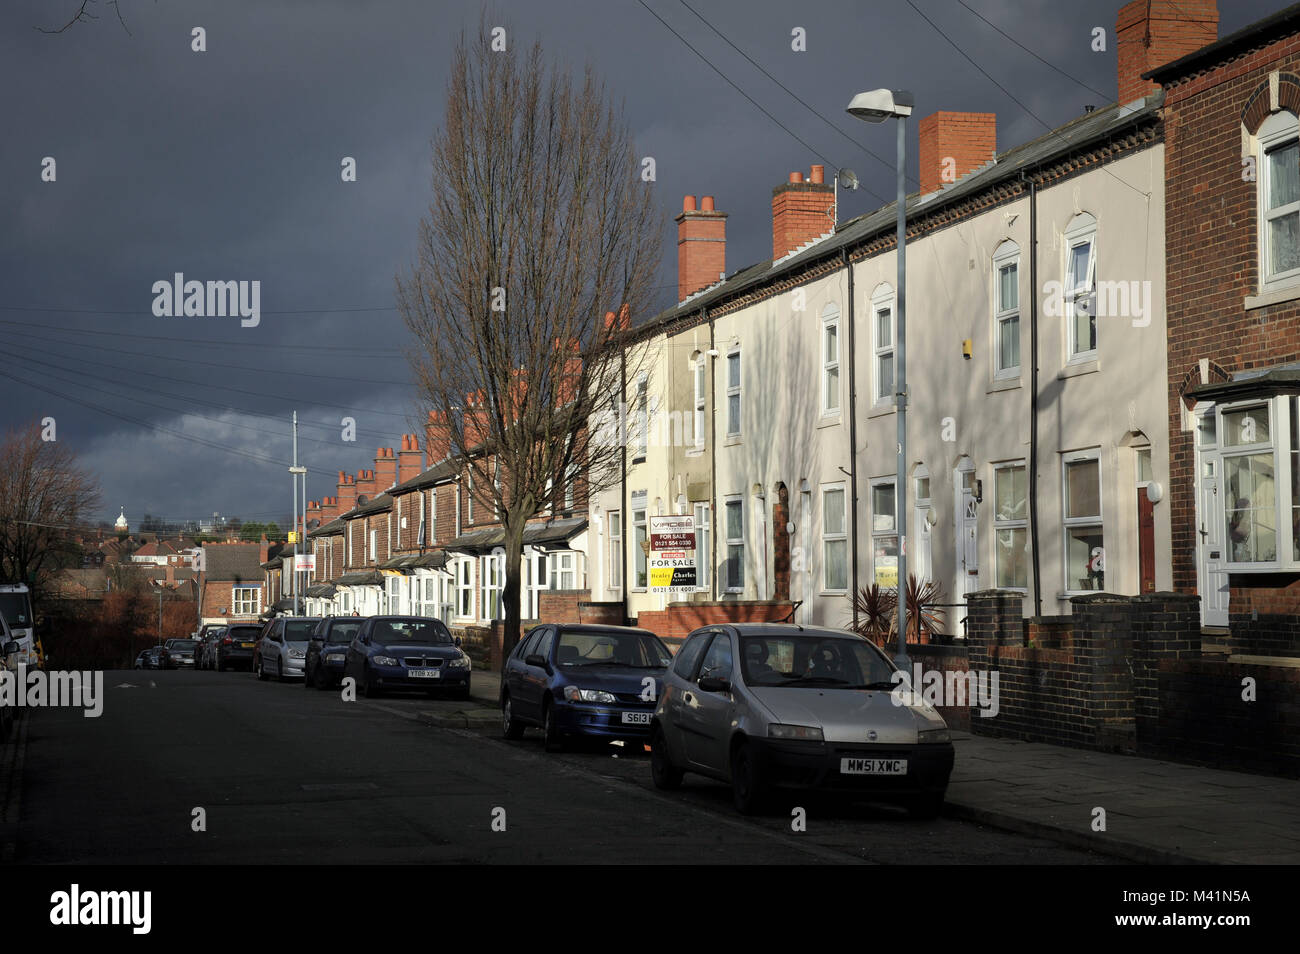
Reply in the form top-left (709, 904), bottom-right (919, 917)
top-left (0, 0), bottom-right (1278, 528)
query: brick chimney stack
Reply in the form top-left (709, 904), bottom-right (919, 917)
top-left (319, 496), bottom-right (339, 523)
top-left (1116, 0), bottom-right (1218, 106)
top-left (398, 434), bottom-right (423, 483)
top-left (772, 166), bottom-right (833, 261)
top-left (917, 112), bottom-right (997, 195)
top-left (676, 194), bottom-right (727, 301)
top-left (336, 472), bottom-right (357, 514)
top-left (355, 469), bottom-right (377, 502)
top-left (306, 500), bottom-right (322, 527)
top-left (426, 411), bottom-right (451, 467)
top-left (374, 447), bottom-right (397, 490)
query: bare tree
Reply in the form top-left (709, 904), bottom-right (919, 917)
top-left (36, 0), bottom-right (134, 35)
top-left (397, 21), bottom-right (661, 656)
top-left (0, 422), bottom-right (102, 603)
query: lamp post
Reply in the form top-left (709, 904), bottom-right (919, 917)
top-left (847, 88), bottom-right (913, 670)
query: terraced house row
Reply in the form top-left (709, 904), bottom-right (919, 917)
top-left (261, 1), bottom-right (1300, 666)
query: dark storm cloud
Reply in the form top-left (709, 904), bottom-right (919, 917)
top-left (0, 0), bottom-right (1280, 526)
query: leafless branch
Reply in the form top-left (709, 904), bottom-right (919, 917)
top-left (37, 0), bottom-right (133, 35)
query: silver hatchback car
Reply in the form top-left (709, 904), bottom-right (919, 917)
top-left (650, 623), bottom-right (954, 817)
top-left (255, 617), bottom-right (322, 682)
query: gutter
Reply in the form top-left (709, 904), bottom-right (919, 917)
top-left (844, 247), bottom-right (859, 630)
top-left (1028, 174), bottom-right (1043, 619)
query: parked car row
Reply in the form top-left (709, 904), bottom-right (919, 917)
top-left (499, 621), bottom-right (955, 818)
top-left (198, 614), bottom-right (473, 701)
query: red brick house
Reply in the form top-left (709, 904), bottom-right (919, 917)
top-left (1150, 1), bottom-right (1300, 652)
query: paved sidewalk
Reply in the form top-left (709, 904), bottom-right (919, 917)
top-left (466, 666), bottom-right (1298, 864)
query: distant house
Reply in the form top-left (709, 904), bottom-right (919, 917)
top-left (198, 541), bottom-right (268, 625)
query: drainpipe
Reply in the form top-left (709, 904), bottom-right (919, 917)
top-left (1028, 174), bottom-right (1043, 619)
top-left (708, 307), bottom-right (718, 601)
top-left (620, 344), bottom-right (628, 625)
top-left (844, 248), bottom-right (860, 630)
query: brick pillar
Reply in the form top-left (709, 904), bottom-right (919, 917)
top-left (965, 589), bottom-right (1022, 738)
top-left (772, 483), bottom-right (790, 602)
top-left (1129, 592), bottom-right (1201, 753)
top-left (1070, 594), bottom-right (1137, 752)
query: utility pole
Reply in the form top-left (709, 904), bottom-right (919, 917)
top-left (290, 412), bottom-right (307, 617)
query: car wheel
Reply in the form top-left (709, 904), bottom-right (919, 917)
top-left (542, 700), bottom-right (564, 753)
top-left (730, 739), bottom-right (767, 815)
top-left (256, 657), bottom-right (268, 681)
top-left (277, 660), bottom-right (286, 683)
top-left (502, 694), bottom-right (525, 740)
top-left (906, 791), bottom-right (945, 820)
top-left (650, 726), bottom-right (684, 790)
top-left (361, 666), bottom-right (380, 698)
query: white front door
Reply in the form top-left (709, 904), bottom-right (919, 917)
top-left (1196, 456), bottom-right (1230, 627)
top-left (955, 464), bottom-right (979, 599)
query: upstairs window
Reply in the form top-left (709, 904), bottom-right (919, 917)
top-left (1065, 214), bottom-right (1097, 361)
top-left (993, 241), bottom-right (1021, 377)
top-left (822, 304), bottom-right (841, 415)
top-left (871, 285), bottom-right (894, 405)
top-left (726, 348), bottom-right (742, 437)
top-left (693, 354), bottom-right (707, 449)
top-left (1259, 110), bottom-right (1300, 290)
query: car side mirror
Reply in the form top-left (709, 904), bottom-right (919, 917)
top-left (698, 675), bottom-right (731, 693)
top-left (524, 653), bottom-right (547, 668)
top-left (1, 640), bottom-right (19, 656)
top-left (454, 636), bottom-right (462, 648)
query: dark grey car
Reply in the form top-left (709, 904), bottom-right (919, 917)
top-left (650, 623), bottom-right (954, 817)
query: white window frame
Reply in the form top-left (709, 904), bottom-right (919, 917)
top-left (724, 495), bottom-right (745, 593)
top-left (455, 557), bottom-right (474, 619)
top-left (693, 354), bottom-right (707, 450)
top-left (821, 483), bottom-right (848, 593)
top-left (871, 285), bottom-right (895, 406)
top-left (1218, 398), bottom-right (1286, 569)
top-left (634, 374), bottom-right (649, 461)
top-left (632, 504), bottom-right (648, 591)
top-left (232, 586), bottom-right (260, 616)
top-left (563, 459), bottom-right (578, 512)
top-left (607, 510), bottom-right (622, 590)
top-left (480, 552), bottom-right (503, 621)
top-left (993, 241), bottom-right (1021, 378)
top-left (1064, 215), bottom-right (1098, 362)
top-left (993, 460), bottom-right (1029, 591)
top-left (821, 304), bottom-right (841, 416)
top-left (694, 501), bottom-right (712, 590)
top-left (1062, 449), bottom-right (1104, 594)
top-left (869, 477), bottom-right (898, 587)
top-left (369, 527), bottom-right (377, 564)
top-left (467, 471), bottom-right (475, 524)
top-left (417, 492), bottom-right (426, 547)
top-left (726, 347), bottom-right (742, 438)
top-left (1259, 110), bottom-right (1300, 291)
top-left (552, 550), bottom-right (581, 590)
top-left (455, 485), bottom-right (462, 537)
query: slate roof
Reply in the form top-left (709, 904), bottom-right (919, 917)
top-left (203, 544), bottom-right (265, 583)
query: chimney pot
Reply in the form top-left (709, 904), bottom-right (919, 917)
top-left (810, 164), bottom-right (825, 184)
top-left (700, 195), bottom-right (715, 211)
top-left (682, 195), bottom-right (697, 212)
top-left (788, 172), bottom-right (803, 184)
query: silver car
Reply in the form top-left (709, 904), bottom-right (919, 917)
top-left (650, 623), bottom-right (954, 817)
top-left (255, 617), bottom-right (321, 682)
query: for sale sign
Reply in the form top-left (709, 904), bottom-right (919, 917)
top-left (295, 554), bottom-right (316, 572)
top-left (649, 516), bottom-right (704, 593)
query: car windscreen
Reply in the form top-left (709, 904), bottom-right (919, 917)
top-left (165, 640), bottom-right (191, 650)
top-left (371, 619), bottom-right (452, 644)
top-left (555, 630), bottom-right (672, 668)
top-left (324, 621), bottom-right (361, 642)
top-left (0, 593), bottom-right (32, 628)
top-left (740, 635), bottom-right (896, 689)
top-left (284, 620), bottom-right (321, 641)
top-left (227, 627), bottom-right (261, 639)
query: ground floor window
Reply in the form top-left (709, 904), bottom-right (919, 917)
top-left (455, 559), bottom-right (474, 618)
top-left (480, 553), bottom-right (504, 621)
top-left (1063, 451), bottom-right (1104, 592)
top-left (870, 480), bottom-right (897, 587)
top-left (994, 461), bottom-right (1028, 589)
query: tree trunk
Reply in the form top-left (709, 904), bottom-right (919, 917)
top-left (501, 517), bottom-right (527, 662)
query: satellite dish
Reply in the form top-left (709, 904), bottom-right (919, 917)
top-left (838, 167), bottom-right (860, 190)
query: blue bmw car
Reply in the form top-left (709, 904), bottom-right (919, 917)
top-left (343, 615), bottom-right (472, 699)
top-left (500, 624), bottom-right (673, 751)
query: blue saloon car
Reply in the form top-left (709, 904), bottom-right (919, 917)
top-left (343, 615), bottom-right (472, 699)
top-left (500, 624), bottom-right (673, 751)
top-left (305, 616), bottom-right (363, 690)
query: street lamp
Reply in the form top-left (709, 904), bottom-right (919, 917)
top-left (847, 88), bottom-right (913, 670)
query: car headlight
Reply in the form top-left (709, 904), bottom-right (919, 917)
top-left (918, 728), bottom-right (950, 744)
top-left (447, 655), bottom-right (471, 670)
top-left (768, 723), bottom-right (824, 741)
top-left (288, 649), bottom-right (305, 659)
top-left (563, 686), bottom-right (617, 704)
top-left (325, 653), bottom-right (345, 662)
top-left (373, 655), bottom-right (400, 667)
